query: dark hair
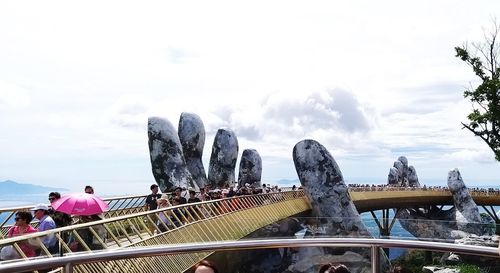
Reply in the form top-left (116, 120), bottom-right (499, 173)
top-left (318, 264), bottom-right (351, 273)
top-left (90, 214), bottom-right (102, 221)
top-left (49, 192), bottom-right (61, 199)
top-left (392, 265), bottom-right (412, 273)
top-left (193, 260), bottom-right (218, 273)
top-left (150, 184), bottom-right (159, 190)
top-left (38, 210), bottom-right (49, 215)
top-left (16, 211), bottom-right (33, 223)
top-left (85, 185), bottom-right (94, 193)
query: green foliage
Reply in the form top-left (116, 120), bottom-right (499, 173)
top-left (455, 23), bottom-right (500, 161)
top-left (457, 264), bottom-right (482, 273)
top-left (392, 250), bottom-right (441, 273)
top-left (392, 251), bottom-right (488, 273)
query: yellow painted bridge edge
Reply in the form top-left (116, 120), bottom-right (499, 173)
top-left (73, 197), bottom-right (311, 273)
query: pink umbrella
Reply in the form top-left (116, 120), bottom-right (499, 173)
top-left (51, 193), bottom-right (109, 216)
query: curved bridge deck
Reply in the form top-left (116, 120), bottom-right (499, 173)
top-left (0, 191), bottom-right (310, 273)
top-left (350, 188), bottom-right (500, 212)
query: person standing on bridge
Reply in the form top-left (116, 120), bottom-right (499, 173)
top-left (156, 196), bottom-right (172, 232)
top-left (145, 184), bottom-right (162, 234)
top-left (146, 184), bottom-right (162, 210)
top-left (84, 185), bottom-right (94, 194)
top-left (31, 203), bottom-right (57, 254)
top-left (48, 192), bottom-right (73, 228)
top-left (6, 211), bottom-right (38, 258)
top-left (173, 187), bottom-right (187, 204)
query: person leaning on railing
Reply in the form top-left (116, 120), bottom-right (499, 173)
top-left (169, 197), bottom-right (185, 227)
top-left (67, 214), bottom-right (106, 251)
top-left (5, 211), bottom-right (38, 258)
top-left (31, 203), bottom-right (58, 255)
top-left (48, 192), bottom-right (73, 228)
top-left (156, 197), bottom-right (172, 232)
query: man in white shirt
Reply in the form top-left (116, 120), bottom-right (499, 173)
top-left (31, 203), bottom-right (58, 254)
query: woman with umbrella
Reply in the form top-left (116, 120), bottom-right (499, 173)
top-left (69, 214), bottom-right (106, 251)
top-left (51, 193), bottom-right (108, 252)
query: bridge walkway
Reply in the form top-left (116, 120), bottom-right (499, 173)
top-left (0, 191), bottom-right (310, 273)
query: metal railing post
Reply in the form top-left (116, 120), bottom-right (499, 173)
top-left (64, 262), bottom-right (73, 273)
top-left (371, 246), bottom-right (380, 273)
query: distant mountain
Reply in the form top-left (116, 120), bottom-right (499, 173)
top-left (0, 180), bottom-right (68, 195)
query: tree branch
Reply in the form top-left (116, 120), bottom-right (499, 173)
top-left (461, 122), bottom-right (489, 143)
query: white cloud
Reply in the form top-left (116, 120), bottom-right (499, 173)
top-left (1, 1), bottom-right (500, 190)
top-left (0, 81), bottom-right (31, 109)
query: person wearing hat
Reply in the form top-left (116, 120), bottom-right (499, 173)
top-left (31, 203), bottom-right (57, 254)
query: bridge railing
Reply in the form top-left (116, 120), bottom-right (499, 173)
top-left (0, 190), bottom-right (310, 272)
top-left (0, 238), bottom-right (498, 273)
top-left (0, 194), bottom-right (151, 239)
top-left (347, 185), bottom-right (500, 196)
top-left (0, 187), bottom-right (296, 238)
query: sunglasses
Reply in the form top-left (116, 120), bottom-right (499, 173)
top-left (48, 197), bottom-right (55, 201)
top-left (14, 217), bottom-right (23, 221)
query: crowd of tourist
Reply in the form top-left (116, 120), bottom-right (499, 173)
top-left (1, 186), bottom-right (106, 260)
top-left (347, 183), bottom-right (500, 195)
top-left (145, 183), bottom-right (291, 233)
top-left (2, 181), bottom-right (499, 265)
top-left (1, 183), bottom-right (290, 260)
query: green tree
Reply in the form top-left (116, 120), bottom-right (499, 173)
top-left (455, 23), bottom-right (500, 161)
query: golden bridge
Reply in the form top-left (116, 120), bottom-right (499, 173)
top-left (0, 187), bottom-right (499, 273)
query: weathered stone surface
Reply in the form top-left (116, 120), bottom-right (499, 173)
top-left (397, 168), bottom-right (495, 240)
top-left (291, 139), bottom-right (389, 273)
top-left (238, 149), bottom-right (262, 187)
top-left (208, 128), bottom-right (239, 188)
top-left (447, 168), bottom-right (482, 234)
top-left (454, 234), bottom-right (499, 248)
top-left (178, 112), bottom-right (208, 189)
top-left (387, 156), bottom-right (419, 187)
top-left (408, 166), bottom-right (420, 187)
top-left (147, 117), bottom-right (197, 192)
top-left (398, 156), bottom-right (408, 177)
top-left (440, 253), bottom-right (461, 265)
top-left (422, 266), bottom-right (459, 273)
top-left (393, 161), bottom-right (405, 186)
top-left (398, 206), bottom-right (458, 240)
top-left (286, 252), bottom-right (371, 273)
top-left (293, 139), bottom-right (369, 237)
top-left (388, 167), bottom-right (399, 185)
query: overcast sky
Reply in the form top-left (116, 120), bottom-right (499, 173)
top-left (1, 1), bottom-right (500, 194)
